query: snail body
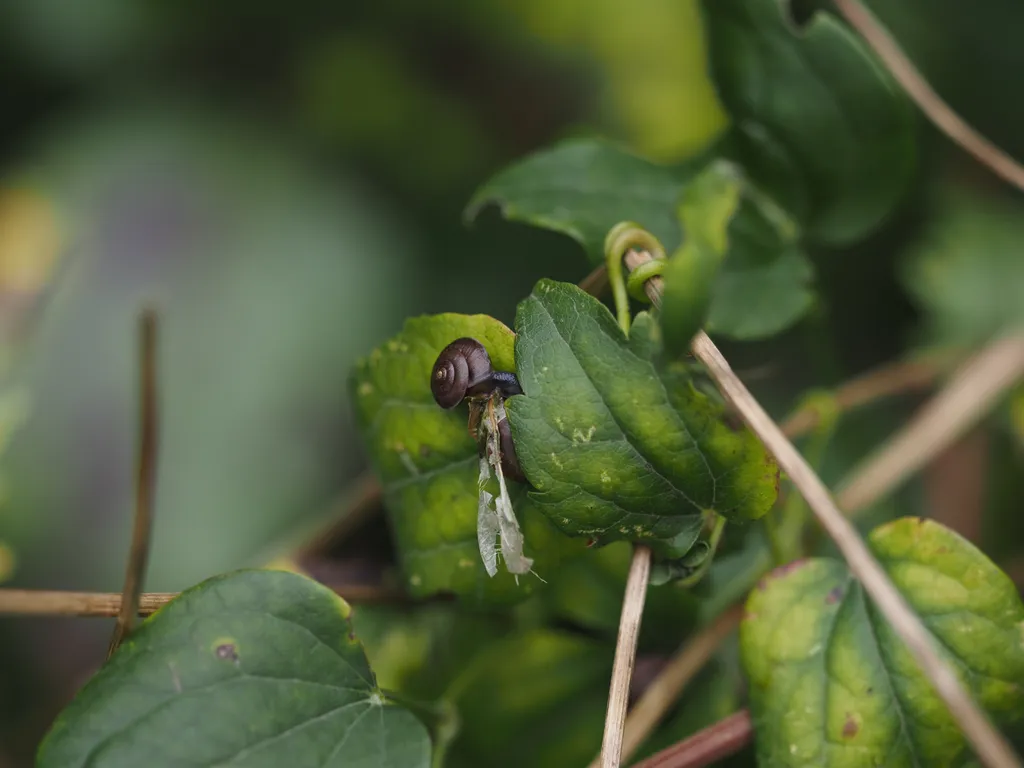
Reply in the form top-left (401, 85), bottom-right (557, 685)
top-left (430, 337), bottom-right (526, 482)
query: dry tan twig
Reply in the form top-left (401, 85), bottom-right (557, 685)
top-left (0, 591), bottom-right (178, 618)
top-left (624, 249), bottom-right (1022, 768)
top-left (836, 335), bottom-right (1024, 514)
top-left (833, 0), bottom-right (1024, 193)
top-left (600, 545), bottom-right (653, 767)
top-left (107, 309), bottom-right (159, 659)
top-left (630, 710), bottom-right (753, 768)
top-left (0, 583), bottom-right (406, 617)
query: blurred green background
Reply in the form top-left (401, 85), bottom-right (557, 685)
top-left (1, 0), bottom-right (1023, 764)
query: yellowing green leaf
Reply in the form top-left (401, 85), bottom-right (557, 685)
top-left (741, 518), bottom-right (1024, 767)
top-left (350, 313), bottom-right (583, 605)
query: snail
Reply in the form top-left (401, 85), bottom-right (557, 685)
top-left (430, 337), bottom-right (523, 409)
top-left (430, 337), bottom-right (526, 482)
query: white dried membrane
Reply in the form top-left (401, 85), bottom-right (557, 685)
top-left (476, 397), bottom-right (533, 577)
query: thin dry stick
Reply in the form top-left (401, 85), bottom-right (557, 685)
top-left (624, 249), bottom-right (1022, 768)
top-left (836, 334), bottom-right (1024, 514)
top-left (833, 0), bottom-right (1024, 192)
top-left (630, 710), bottom-right (754, 768)
top-left (107, 309), bottom-right (159, 659)
top-left (0, 584), bottom-right (405, 617)
top-left (601, 544), bottom-right (653, 768)
top-left (592, 605), bottom-right (743, 768)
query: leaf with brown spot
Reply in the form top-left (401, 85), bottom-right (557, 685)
top-left (38, 570), bottom-right (431, 768)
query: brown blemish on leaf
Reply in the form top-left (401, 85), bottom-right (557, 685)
top-left (723, 411), bottom-right (744, 432)
top-left (826, 585), bottom-right (844, 604)
top-left (215, 643), bottom-right (239, 662)
top-left (419, 445), bottom-right (432, 458)
top-left (842, 713), bottom-right (859, 739)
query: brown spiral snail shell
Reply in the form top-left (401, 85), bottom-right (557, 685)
top-left (430, 337), bottom-right (522, 409)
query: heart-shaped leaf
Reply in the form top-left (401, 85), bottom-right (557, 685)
top-left (507, 279), bottom-right (778, 558)
top-left (701, 0), bottom-right (915, 244)
top-left (467, 138), bottom-right (815, 341)
top-left (349, 314), bottom-right (583, 605)
top-left (37, 570), bottom-right (431, 768)
top-left (741, 517), bottom-right (1024, 767)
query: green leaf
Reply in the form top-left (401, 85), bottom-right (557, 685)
top-left (701, 0), bottom-right (915, 244)
top-left (903, 190), bottom-right (1024, 345)
top-left (508, 279), bottom-right (778, 557)
top-left (661, 160), bottom-right (743, 354)
top-left (468, 139), bottom-right (814, 340)
top-left (37, 570), bottom-right (431, 768)
top-left (445, 630), bottom-right (612, 768)
top-left (741, 517), bottom-right (1024, 767)
top-left (706, 184), bottom-right (814, 340)
top-left (349, 313), bottom-right (583, 605)
top-left (465, 137), bottom-right (684, 264)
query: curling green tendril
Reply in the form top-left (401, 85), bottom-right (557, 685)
top-left (603, 222), bottom-right (667, 335)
